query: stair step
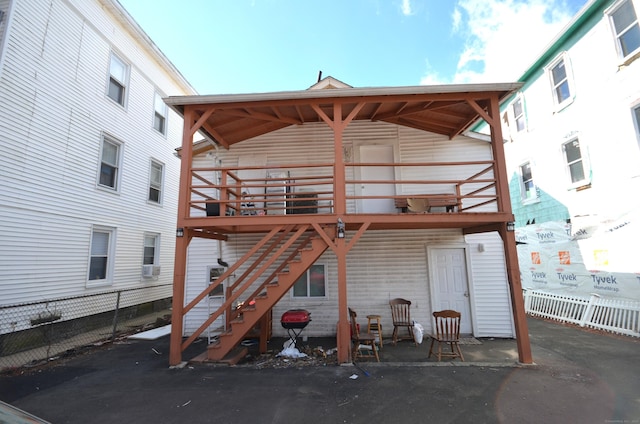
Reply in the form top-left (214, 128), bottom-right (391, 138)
top-left (204, 345), bottom-right (249, 364)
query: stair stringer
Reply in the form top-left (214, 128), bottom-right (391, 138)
top-left (206, 230), bottom-right (333, 361)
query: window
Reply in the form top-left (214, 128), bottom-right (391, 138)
top-left (634, 104), bottom-right (640, 139)
top-left (98, 134), bottom-right (122, 190)
top-left (520, 162), bottom-right (537, 201)
top-left (292, 264), bottom-right (326, 298)
top-left (0, 9), bottom-right (8, 62)
top-left (208, 266), bottom-right (225, 297)
top-left (563, 139), bottom-right (587, 185)
top-left (548, 55), bottom-right (573, 108)
top-left (512, 97), bottom-right (525, 132)
top-left (88, 227), bottom-right (115, 283)
top-left (143, 234), bottom-right (159, 265)
top-left (608, 0), bottom-right (640, 60)
top-left (148, 160), bottom-right (164, 203)
top-left (153, 92), bottom-right (167, 134)
top-left (107, 53), bottom-right (128, 106)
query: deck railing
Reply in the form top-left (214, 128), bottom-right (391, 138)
top-left (189, 160), bottom-right (500, 217)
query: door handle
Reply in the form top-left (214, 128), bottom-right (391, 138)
top-left (464, 291), bottom-right (469, 297)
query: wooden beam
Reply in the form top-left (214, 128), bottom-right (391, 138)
top-left (170, 106), bottom-right (196, 365)
top-left (466, 98), bottom-right (494, 127)
top-left (190, 106), bottom-right (215, 135)
top-left (498, 225), bottom-right (533, 364)
top-left (223, 108), bottom-right (301, 125)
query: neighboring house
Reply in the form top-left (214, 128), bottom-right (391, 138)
top-left (498, 0), bottom-right (640, 300)
top-left (0, 0), bottom-right (195, 341)
top-left (166, 76), bottom-right (532, 365)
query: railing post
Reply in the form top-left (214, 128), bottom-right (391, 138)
top-left (523, 288), bottom-right (530, 313)
top-left (111, 291), bottom-right (121, 341)
top-left (580, 293), bottom-right (600, 328)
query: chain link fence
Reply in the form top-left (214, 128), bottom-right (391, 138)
top-left (0, 284), bottom-right (172, 372)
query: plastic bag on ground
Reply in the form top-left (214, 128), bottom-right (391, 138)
top-left (413, 322), bottom-right (424, 344)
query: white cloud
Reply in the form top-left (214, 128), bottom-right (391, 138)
top-left (401, 0), bottom-right (413, 16)
top-left (452, 7), bottom-right (462, 33)
top-left (419, 60), bottom-right (448, 85)
top-left (450, 0), bottom-right (577, 83)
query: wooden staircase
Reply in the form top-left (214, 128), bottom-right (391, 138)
top-left (204, 228), bottom-right (333, 361)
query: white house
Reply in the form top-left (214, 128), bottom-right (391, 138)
top-left (0, 0), bottom-right (195, 343)
top-left (167, 77), bottom-right (530, 365)
top-left (499, 0), bottom-right (640, 301)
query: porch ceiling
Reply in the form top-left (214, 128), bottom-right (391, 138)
top-left (165, 83), bottom-right (522, 150)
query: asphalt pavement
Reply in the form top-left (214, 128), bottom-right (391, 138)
top-left (1, 316), bottom-right (639, 424)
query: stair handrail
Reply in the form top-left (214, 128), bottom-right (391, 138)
top-left (181, 225), bottom-right (311, 350)
top-left (229, 232), bottom-right (317, 323)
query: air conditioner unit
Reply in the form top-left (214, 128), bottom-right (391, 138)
top-left (142, 265), bottom-right (153, 277)
top-left (152, 265), bottom-right (161, 276)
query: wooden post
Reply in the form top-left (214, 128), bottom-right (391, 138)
top-left (169, 106), bottom-right (195, 366)
top-left (336, 239), bottom-right (350, 363)
top-left (489, 95), bottom-right (533, 364)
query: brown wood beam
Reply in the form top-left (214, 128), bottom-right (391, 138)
top-left (201, 122), bottom-right (230, 149)
top-left (223, 108), bottom-right (301, 125)
top-left (498, 225), bottom-right (533, 364)
top-left (170, 105), bottom-right (197, 366)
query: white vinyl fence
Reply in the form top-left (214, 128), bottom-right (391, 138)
top-left (523, 289), bottom-right (640, 338)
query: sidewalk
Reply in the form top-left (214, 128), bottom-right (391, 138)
top-left (1, 316), bottom-right (639, 423)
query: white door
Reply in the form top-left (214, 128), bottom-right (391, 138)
top-left (430, 247), bottom-right (473, 334)
top-left (358, 144), bottom-right (396, 213)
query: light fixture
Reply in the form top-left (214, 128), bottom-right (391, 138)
top-left (337, 218), bottom-right (345, 239)
top-left (506, 221), bottom-right (515, 232)
top-left (176, 228), bottom-right (184, 237)
top-left (477, 243), bottom-right (485, 252)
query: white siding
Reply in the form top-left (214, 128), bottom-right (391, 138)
top-left (183, 238), bottom-right (225, 336)
top-left (465, 232), bottom-right (515, 337)
top-left (0, 0), bottom-right (191, 307)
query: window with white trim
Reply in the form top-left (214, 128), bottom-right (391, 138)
top-left (520, 162), bottom-right (537, 202)
top-left (512, 97), bottom-right (526, 132)
top-left (633, 103), bottom-right (640, 140)
top-left (607, 0), bottom-right (640, 60)
top-left (88, 226), bottom-right (115, 283)
top-left (0, 8), bottom-right (8, 63)
top-left (98, 134), bottom-right (123, 191)
top-left (292, 264), bottom-right (326, 298)
top-left (107, 53), bottom-right (128, 106)
top-left (148, 160), bottom-right (164, 204)
top-left (562, 139), bottom-right (587, 186)
top-left (143, 233), bottom-right (159, 265)
top-left (153, 92), bottom-right (167, 134)
top-left (547, 54), bottom-right (573, 109)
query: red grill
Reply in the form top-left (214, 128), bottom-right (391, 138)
top-left (280, 309), bottom-right (311, 329)
top-left (281, 309), bottom-right (311, 349)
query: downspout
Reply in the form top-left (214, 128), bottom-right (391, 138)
top-left (209, 141), bottom-right (230, 268)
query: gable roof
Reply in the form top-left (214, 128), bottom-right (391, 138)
top-left (166, 82), bottom-right (522, 150)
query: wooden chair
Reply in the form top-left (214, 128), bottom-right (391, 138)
top-left (389, 298), bottom-right (416, 345)
top-left (428, 310), bottom-right (464, 362)
top-left (349, 308), bottom-right (380, 362)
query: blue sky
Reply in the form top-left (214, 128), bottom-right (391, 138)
top-left (118, 0), bottom-right (590, 95)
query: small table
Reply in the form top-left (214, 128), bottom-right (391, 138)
top-left (366, 314), bottom-right (383, 349)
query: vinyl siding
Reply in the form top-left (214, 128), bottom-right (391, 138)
top-left (0, 0), bottom-right (189, 309)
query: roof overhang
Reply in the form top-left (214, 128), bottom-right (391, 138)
top-left (166, 82), bottom-right (523, 151)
